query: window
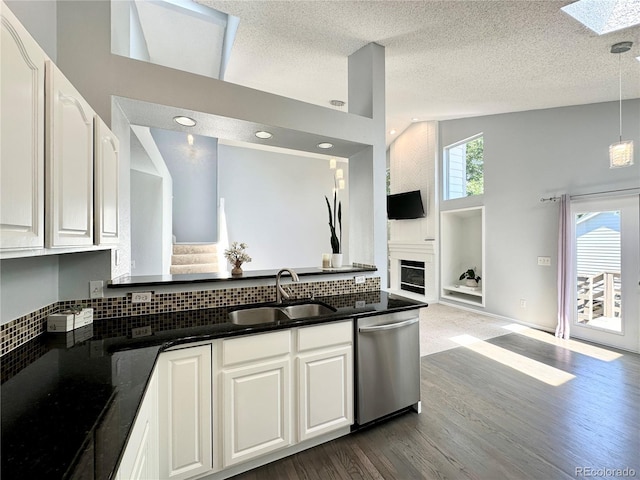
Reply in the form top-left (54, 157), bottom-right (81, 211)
top-left (443, 134), bottom-right (484, 200)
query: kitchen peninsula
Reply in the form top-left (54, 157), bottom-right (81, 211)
top-left (1, 290), bottom-right (426, 480)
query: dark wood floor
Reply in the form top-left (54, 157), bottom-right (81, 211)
top-left (231, 332), bottom-right (640, 480)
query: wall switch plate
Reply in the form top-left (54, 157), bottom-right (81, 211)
top-left (354, 275), bottom-right (365, 285)
top-left (132, 292), bottom-right (152, 303)
top-left (520, 299), bottom-right (527, 308)
top-left (89, 280), bottom-right (104, 299)
top-left (537, 256), bottom-right (551, 266)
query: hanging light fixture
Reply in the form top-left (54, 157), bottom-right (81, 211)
top-left (329, 158), bottom-right (336, 169)
top-left (609, 41), bottom-right (634, 168)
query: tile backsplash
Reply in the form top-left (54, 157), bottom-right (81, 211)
top-left (0, 276), bottom-right (380, 356)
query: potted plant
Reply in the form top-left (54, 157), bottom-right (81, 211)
top-left (224, 242), bottom-right (252, 275)
top-left (459, 268), bottom-right (481, 287)
top-left (324, 191), bottom-right (342, 267)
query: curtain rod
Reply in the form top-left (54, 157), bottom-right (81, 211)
top-left (540, 187), bottom-right (639, 203)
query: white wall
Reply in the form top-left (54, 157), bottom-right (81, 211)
top-left (389, 121), bottom-right (438, 242)
top-left (131, 170), bottom-right (164, 276)
top-left (5, 0), bottom-right (57, 60)
top-left (0, 256), bottom-right (58, 323)
top-left (438, 100), bottom-right (640, 330)
top-left (218, 144), bottom-right (348, 270)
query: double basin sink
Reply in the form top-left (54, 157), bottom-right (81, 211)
top-left (228, 301), bottom-right (336, 325)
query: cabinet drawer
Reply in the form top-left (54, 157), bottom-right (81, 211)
top-left (297, 321), bottom-right (352, 353)
top-left (222, 330), bottom-right (291, 367)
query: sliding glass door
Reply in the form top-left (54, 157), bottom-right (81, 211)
top-left (570, 195), bottom-right (639, 352)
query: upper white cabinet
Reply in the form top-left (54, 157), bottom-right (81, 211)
top-left (221, 330), bottom-right (292, 467)
top-left (45, 60), bottom-right (95, 247)
top-left (296, 321), bottom-right (353, 442)
top-left (94, 116), bottom-right (120, 245)
top-left (0, 6), bottom-right (45, 250)
top-left (440, 206), bottom-right (485, 306)
top-left (158, 344), bottom-right (213, 480)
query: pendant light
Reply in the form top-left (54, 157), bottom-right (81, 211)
top-left (609, 41), bottom-right (634, 168)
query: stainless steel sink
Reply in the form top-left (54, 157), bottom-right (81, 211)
top-left (280, 303), bottom-right (336, 319)
top-left (228, 306), bottom-right (289, 325)
top-left (228, 302), bottom-right (336, 325)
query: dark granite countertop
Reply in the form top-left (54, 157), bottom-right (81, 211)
top-left (107, 265), bottom-right (377, 289)
top-left (0, 291), bottom-right (426, 480)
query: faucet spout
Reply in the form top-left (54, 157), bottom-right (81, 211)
top-left (276, 268), bottom-right (300, 303)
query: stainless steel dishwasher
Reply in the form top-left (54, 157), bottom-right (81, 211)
top-left (355, 310), bottom-right (421, 426)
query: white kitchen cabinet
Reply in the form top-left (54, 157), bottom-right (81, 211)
top-left (116, 369), bottom-right (159, 480)
top-left (296, 321), bottom-right (353, 441)
top-left (0, 6), bottom-right (45, 250)
top-left (221, 330), bottom-right (292, 467)
top-left (45, 60), bottom-right (95, 247)
top-left (94, 116), bottom-right (120, 245)
top-left (158, 344), bottom-right (213, 480)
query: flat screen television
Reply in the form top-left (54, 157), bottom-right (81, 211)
top-left (387, 190), bottom-right (425, 220)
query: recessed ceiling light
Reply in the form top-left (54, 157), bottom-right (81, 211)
top-left (173, 116), bottom-right (197, 127)
top-left (411, 118), bottom-right (420, 122)
top-left (561, 0), bottom-right (640, 35)
top-left (255, 131), bottom-right (273, 139)
top-left (317, 142), bottom-right (334, 149)
top-left (389, 129), bottom-right (397, 135)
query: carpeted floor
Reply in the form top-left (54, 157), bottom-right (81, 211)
top-left (419, 303), bottom-right (512, 356)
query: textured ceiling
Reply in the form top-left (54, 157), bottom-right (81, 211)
top-left (196, 0), bottom-right (640, 145)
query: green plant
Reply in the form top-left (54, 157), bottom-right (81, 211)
top-left (459, 268), bottom-right (481, 282)
top-left (324, 191), bottom-right (342, 254)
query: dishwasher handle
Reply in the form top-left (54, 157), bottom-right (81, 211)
top-left (358, 317), bottom-right (419, 333)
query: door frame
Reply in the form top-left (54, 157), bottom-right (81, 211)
top-left (569, 194), bottom-right (639, 353)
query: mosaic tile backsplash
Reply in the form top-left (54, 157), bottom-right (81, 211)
top-left (0, 277), bottom-right (380, 356)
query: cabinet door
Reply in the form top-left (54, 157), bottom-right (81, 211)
top-left (223, 357), bottom-right (291, 467)
top-left (94, 117), bottom-right (119, 245)
top-left (297, 345), bottom-right (353, 441)
top-left (116, 371), bottom-right (159, 480)
top-left (158, 345), bottom-right (213, 480)
top-left (0, 7), bottom-right (45, 250)
top-left (45, 60), bottom-right (94, 247)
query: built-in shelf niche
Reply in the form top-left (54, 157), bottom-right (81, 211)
top-left (440, 206), bottom-right (485, 306)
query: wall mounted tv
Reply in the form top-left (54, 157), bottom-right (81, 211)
top-left (387, 190), bottom-right (425, 220)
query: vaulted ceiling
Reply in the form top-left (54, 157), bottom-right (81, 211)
top-left (197, 0), bottom-right (640, 145)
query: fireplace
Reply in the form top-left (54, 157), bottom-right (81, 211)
top-left (388, 241), bottom-right (435, 301)
top-left (400, 260), bottom-right (425, 295)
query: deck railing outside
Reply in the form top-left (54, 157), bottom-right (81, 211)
top-left (576, 271), bottom-right (621, 322)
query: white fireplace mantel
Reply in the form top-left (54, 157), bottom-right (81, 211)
top-left (388, 240), bottom-right (437, 302)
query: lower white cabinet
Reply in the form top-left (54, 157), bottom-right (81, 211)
top-left (116, 369), bottom-right (159, 480)
top-left (296, 321), bottom-right (353, 442)
top-left (158, 344), bottom-right (213, 480)
top-left (221, 330), bottom-right (292, 467)
top-left (117, 321), bottom-right (354, 480)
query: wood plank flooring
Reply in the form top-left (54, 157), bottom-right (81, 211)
top-left (230, 332), bottom-right (640, 480)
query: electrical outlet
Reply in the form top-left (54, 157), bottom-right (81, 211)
top-left (520, 299), bottom-right (527, 308)
top-left (355, 300), bottom-right (366, 308)
top-left (132, 292), bottom-right (152, 303)
top-left (354, 275), bottom-right (365, 285)
top-left (131, 326), bottom-right (153, 338)
top-left (537, 256), bottom-right (551, 266)
top-left (89, 280), bottom-right (104, 299)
